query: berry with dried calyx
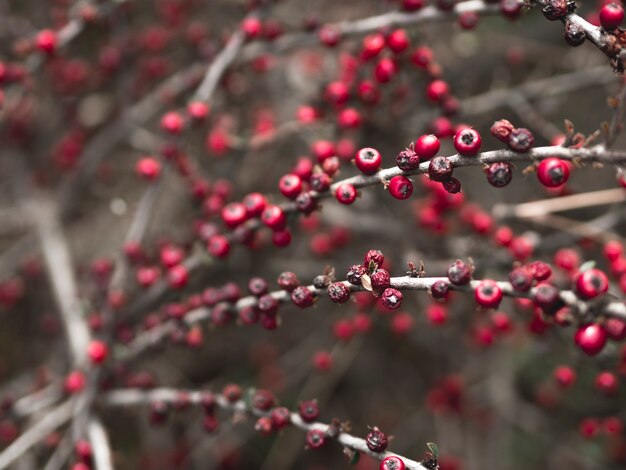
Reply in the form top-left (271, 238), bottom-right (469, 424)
top-left (447, 260), bottom-right (472, 285)
top-left (542, 0), bottom-right (569, 20)
top-left (428, 156), bottom-right (453, 182)
top-left (574, 268), bottom-right (609, 299)
top-left (306, 429), bottom-right (327, 449)
top-left (328, 282), bottom-right (351, 303)
top-left (347, 264), bottom-right (367, 285)
top-left (442, 176), bottom-right (462, 194)
top-left (365, 426), bottom-right (389, 452)
top-left (380, 456), bottom-right (406, 470)
top-left (298, 399), bottom-right (319, 422)
top-left (491, 119), bottom-right (514, 143)
top-left (396, 148), bottom-right (420, 171)
top-left (381, 288), bottom-right (403, 309)
top-left (485, 162), bottom-right (513, 187)
top-left (508, 128), bottom-right (534, 152)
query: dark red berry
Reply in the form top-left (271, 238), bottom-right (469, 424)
top-left (508, 128), bottom-right (534, 152)
top-left (364, 250), bottom-right (385, 269)
top-left (564, 20), bottom-right (586, 46)
top-left (509, 267), bottom-right (533, 291)
top-left (270, 407), bottom-right (291, 429)
top-left (207, 235), bottom-right (230, 258)
top-left (388, 175), bottom-right (413, 200)
top-left (396, 149), bottom-right (420, 171)
top-left (365, 426), bottom-right (388, 452)
top-left (355, 147), bottom-right (382, 175)
top-left (277, 272), bottom-right (300, 291)
top-left (223, 383), bottom-right (242, 402)
top-left (347, 265), bottom-right (367, 285)
top-left (430, 280), bottom-right (450, 300)
top-left (370, 268), bottom-right (391, 291)
top-left (542, 0), bottom-right (568, 20)
top-left (291, 286), bottom-right (315, 308)
top-left (328, 282), bottom-right (351, 303)
top-left (532, 282), bottom-right (563, 314)
top-left (536, 158), bottom-right (569, 188)
top-left (258, 294), bottom-right (279, 313)
top-left (295, 192), bottom-right (318, 215)
top-left (381, 288), bottom-right (403, 309)
top-left (485, 162), bottom-right (513, 187)
top-left (335, 183), bottom-right (358, 204)
top-left (447, 260), bottom-right (472, 285)
top-left (252, 389), bottom-right (275, 411)
top-left (454, 128), bottom-right (482, 156)
top-left (255, 416), bottom-right (274, 436)
top-left (248, 277), bottom-right (269, 296)
top-left (442, 176), bottom-right (461, 193)
top-left (298, 399), bottom-right (319, 422)
top-left (428, 156), bottom-right (453, 182)
top-left (310, 172), bottom-right (331, 192)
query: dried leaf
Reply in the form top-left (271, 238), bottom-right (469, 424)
top-left (361, 274), bottom-right (373, 292)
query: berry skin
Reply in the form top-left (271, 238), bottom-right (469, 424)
top-left (380, 456), bottom-right (406, 470)
top-left (306, 429), bottom-right (327, 449)
top-left (574, 323), bottom-right (607, 356)
top-left (600, 3), bottom-right (624, 31)
top-left (355, 147), bottom-right (383, 175)
top-left (508, 128), bottom-right (534, 152)
top-left (278, 174), bottom-right (303, 199)
top-left (536, 158), bottom-right (569, 188)
top-left (554, 366), bottom-right (576, 388)
top-left (595, 371), bottom-right (618, 395)
top-left (474, 280), bottom-right (503, 309)
top-left (328, 282), bottom-right (351, 304)
top-left (454, 128), bottom-right (482, 156)
top-left (486, 162), bottom-right (513, 187)
top-left (136, 157), bottom-right (161, 181)
top-left (291, 286), bottom-right (315, 308)
top-left (428, 156), bottom-right (453, 182)
top-left (335, 183), bottom-right (358, 204)
top-left (414, 134), bottom-right (440, 160)
top-left (447, 260), bottom-right (472, 285)
top-left (574, 268), bottom-right (609, 299)
top-left (381, 288), bottom-right (403, 310)
top-left (491, 119), bottom-right (514, 143)
top-left (87, 340), bottom-right (108, 364)
top-left (298, 400), bottom-right (319, 422)
top-left (425, 80), bottom-right (449, 102)
top-left (396, 149), bottom-right (420, 171)
top-left (365, 426), bottom-right (388, 452)
top-left (388, 175), bottom-right (413, 200)
top-left (243, 192), bottom-right (267, 217)
top-left (261, 205), bottom-right (287, 230)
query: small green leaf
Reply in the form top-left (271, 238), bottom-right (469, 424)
top-left (351, 451), bottom-right (360, 465)
top-left (426, 442), bottom-right (439, 459)
top-left (579, 260), bottom-right (596, 273)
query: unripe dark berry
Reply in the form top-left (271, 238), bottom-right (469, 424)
top-left (485, 162), bottom-right (513, 187)
top-left (313, 274), bottom-right (332, 289)
top-left (388, 175), bottom-right (413, 200)
top-left (252, 389), bottom-right (275, 411)
top-left (396, 149), bottom-right (420, 171)
top-left (509, 267), bottom-right (533, 291)
top-left (365, 426), bottom-right (388, 452)
top-left (248, 277), bottom-right (269, 296)
top-left (270, 407), bottom-right (291, 429)
top-left (491, 119), bottom-right (514, 143)
top-left (532, 282), bottom-right (563, 314)
top-left (454, 128), bottom-right (482, 156)
top-left (291, 286), bottom-right (315, 308)
top-left (414, 134), bottom-right (440, 160)
top-left (564, 20), bottom-right (586, 46)
top-left (474, 280), bottom-right (503, 308)
top-left (542, 0), bottom-right (568, 20)
top-left (428, 156), bottom-right (453, 182)
top-left (258, 294), bottom-right (279, 313)
top-left (298, 399), bottom-right (319, 422)
top-left (278, 173), bottom-right (303, 199)
top-left (328, 282), bottom-right (351, 303)
top-left (574, 268), bottom-right (609, 299)
top-left (306, 429), bottom-right (326, 449)
top-left (335, 183), bottom-right (358, 204)
top-left (430, 280), bottom-right (450, 300)
top-left (295, 192), bottom-right (318, 215)
top-left (574, 323), bottom-right (607, 356)
top-left (364, 250), bottom-right (385, 269)
top-left (347, 264), bottom-right (367, 285)
top-left (508, 128), bottom-right (534, 152)
top-left (381, 288), bottom-right (403, 309)
top-left (277, 272), bottom-right (300, 291)
top-left (600, 3), bottom-right (624, 31)
top-left (355, 147), bottom-right (383, 174)
top-left (380, 456), bottom-right (406, 470)
top-left (261, 205), bottom-right (287, 231)
top-left (442, 176), bottom-right (462, 194)
top-left (536, 158), bottom-right (569, 188)
top-left (447, 260), bottom-right (472, 285)
top-left (370, 268), bottom-right (391, 290)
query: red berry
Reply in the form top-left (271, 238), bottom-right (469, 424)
top-left (414, 134), bottom-right (440, 160)
top-left (87, 340), bottom-right (108, 364)
top-left (355, 147), bottom-right (382, 174)
top-left (261, 205), bottom-right (287, 230)
top-left (328, 282), bottom-right (351, 303)
top-left (600, 2), bottom-right (624, 30)
top-left (380, 456), bottom-right (406, 470)
top-left (387, 29), bottom-right (410, 53)
top-left (160, 112), bottom-right (184, 134)
top-left (324, 81), bottom-right (349, 105)
top-left (574, 268), bottom-right (609, 299)
top-left (447, 259), bottom-right (472, 285)
top-left (223, 383), bottom-right (242, 402)
top-left (595, 371), bottom-right (619, 395)
top-left (508, 127), bottom-right (534, 152)
top-left (425, 79), bottom-right (449, 102)
top-left (365, 426), bottom-right (388, 452)
top-left (485, 162), bottom-right (512, 187)
top-left (36, 29), bottom-right (57, 54)
top-left (167, 265), bottom-right (189, 289)
top-left (381, 288), bottom-right (403, 310)
top-left (574, 323), bottom-right (607, 356)
top-left (454, 128), bottom-right (482, 156)
top-left (270, 407), bottom-right (291, 429)
top-left (536, 158), bottom-right (569, 188)
top-left (135, 157), bottom-right (161, 181)
top-left (361, 33), bottom-right (386, 60)
top-left (396, 149), bottom-right (420, 171)
top-left (243, 192), bottom-right (267, 217)
top-left (186, 101), bottom-right (209, 121)
top-left (428, 156), bottom-right (453, 182)
top-left (278, 174), bottom-right (303, 199)
top-left (474, 280), bottom-right (503, 309)
top-left (554, 366), bottom-right (576, 388)
top-left (221, 202), bottom-right (248, 228)
top-left (603, 240), bottom-right (623, 261)
top-left (291, 286), bottom-right (315, 308)
top-left (64, 370), bottom-right (85, 394)
top-left (241, 17), bottom-right (263, 39)
top-left (312, 350), bottom-right (333, 372)
top-left (207, 235), bottom-right (230, 258)
top-left (298, 399), bottom-right (319, 422)
top-left (306, 429), bottom-right (326, 448)
top-left (388, 175), bottom-right (413, 200)
top-left (335, 183), bottom-right (358, 204)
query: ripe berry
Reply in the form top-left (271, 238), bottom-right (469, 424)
top-left (454, 128), bottom-right (482, 156)
top-left (252, 389), bottom-right (275, 411)
top-left (167, 265), bottom-right (189, 289)
top-left (509, 267), bottom-right (533, 291)
top-left (160, 112), bottom-right (184, 134)
top-left (508, 128), bottom-right (534, 152)
top-left (430, 280), bottom-right (450, 300)
top-left (187, 101), bottom-right (209, 121)
top-left (595, 371), bottom-right (618, 395)
top-left (223, 383), bottom-right (242, 402)
top-left (306, 429), bottom-right (326, 449)
top-left (64, 370), bottom-right (85, 394)
top-left (207, 235), bottom-right (230, 258)
top-left (325, 81), bottom-right (349, 105)
top-left (605, 317), bottom-right (626, 340)
top-left (365, 426), bottom-right (388, 452)
top-left (36, 29), bottom-right (57, 54)
top-left (364, 249), bottom-right (385, 268)
top-left (396, 149), bottom-right (420, 171)
top-left (270, 407), bottom-right (291, 429)
top-left (447, 260), bottom-right (472, 285)
top-left (355, 147), bottom-right (383, 175)
top-left (485, 162), bottom-right (513, 187)
top-left (536, 158), bottom-right (569, 188)
top-left (361, 33), bottom-right (386, 60)
top-left (291, 286), bottom-right (315, 308)
top-left (600, 3), bottom-right (624, 31)
top-left (221, 202), bottom-right (248, 228)
top-left (328, 282), bottom-right (351, 303)
top-left (136, 157), bottom-right (161, 181)
top-left (87, 340), bottom-right (108, 364)
top-left (603, 240), bottom-right (623, 261)
top-left (335, 183), bottom-right (358, 204)
top-left (374, 58), bottom-right (398, 83)
top-left (428, 156), bottom-right (453, 182)
top-left (474, 280), bottom-right (503, 308)
top-left (261, 205), bottom-right (287, 230)
top-left (241, 17), bottom-right (263, 39)
top-left (574, 323), bottom-right (607, 356)
top-left (312, 350), bottom-right (333, 372)
top-left (554, 366), bottom-right (576, 388)
top-left (298, 399), bottom-right (319, 422)
top-left (425, 79), bottom-right (449, 102)
top-left (370, 268), bottom-right (391, 290)
top-left (278, 174), bottom-right (303, 199)
top-left (574, 268), bottom-right (609, 299)
top-left (414, 134), bottom-right (440, 160)
top-left (380, 456), bottom-right (406, 470)
top-left (388, 175), bottom-right (413, 200)
top-left (381, 288), bottom-right (403, 310)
